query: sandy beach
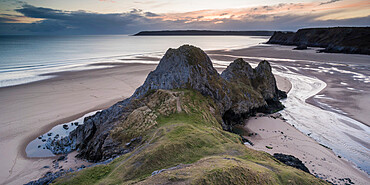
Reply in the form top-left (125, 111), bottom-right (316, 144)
top-left (0, 45), bottom-right (369, 184)
top-left (208, 45), bottom-right (370, 126)
top-left (243, 116), bottom-right (369, 185)
top-left (0, 63), bottom-right (156, 185)
top-left (243, 77), bottom-right (369, 185)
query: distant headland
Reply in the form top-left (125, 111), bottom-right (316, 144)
top-left (134, 30), bottom-right (274, 36)
top-left (267, 27), bottom-right (370, 55)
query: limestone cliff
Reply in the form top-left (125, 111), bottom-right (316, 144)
top-left (47, 45), bottom-right (286, 162)
top-left (267, 27), bottom-right (370, 55)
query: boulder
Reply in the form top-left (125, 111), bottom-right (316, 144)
top-left (273, 153), bottom-right (310, 173)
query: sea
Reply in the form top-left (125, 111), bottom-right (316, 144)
top-left (0, 35), bottom-right (268, 87)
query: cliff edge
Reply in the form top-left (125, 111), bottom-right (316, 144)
top-left (267, 27), bottom-right (370, 55)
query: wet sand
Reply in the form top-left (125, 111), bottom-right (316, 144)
top-left (0, 63), bottom-right (156, 185)
top-left (244, 115), bottom-right (369, 185)
top-left (207, 45), bottom-right (370, 126)
top-left (248, 74), bottom-right (368, 184)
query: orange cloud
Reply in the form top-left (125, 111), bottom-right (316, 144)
top-left (149, 0), bottom-right (369, 23)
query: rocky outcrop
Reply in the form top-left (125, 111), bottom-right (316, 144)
top-left (267, 27), bottom-right (370, 55)
top-left (47, 45), bottom-right (286, 162)
top-left (273, 153), bottom-right (310, 173)
top-left (132, 45), bottom-right (230, 113)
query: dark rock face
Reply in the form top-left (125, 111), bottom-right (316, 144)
top-left (24, 169), bottom-right (74, 185)
top-left (273, 153), bottom-right (310, 173)
top-left (267, 27), bottom-right (370, 55)
top-left (47, 45), bottom-right (286, 162)
top-left (133, 45), bottom-right (231, 113)
top-left (220, 59), bottom-right (285, 130)
top-left (266, 31), bottom-right (295, 45)
top-left (293, 44), bottom-right (308, 50)
top-left (46, 98), bottom-right (139, 161)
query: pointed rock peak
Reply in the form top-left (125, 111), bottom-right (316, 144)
top-left (162, 45), bottom-right (214, 68)
top-left (230, 58), bottom-right (253, 69)
top-left (132, 45), bottom-right (220, 99)
top-left (255, 60), bottom-right (272, 73)
top-left (221, 58), bottom-right (254, 81)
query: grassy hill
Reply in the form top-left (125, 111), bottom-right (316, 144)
top-left (53, 90), bottom-right (327, 185)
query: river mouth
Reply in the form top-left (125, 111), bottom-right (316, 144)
top-left (26, 111), bottom-right (100, 158)
top-left (273, 69), bottom-right (370, 174)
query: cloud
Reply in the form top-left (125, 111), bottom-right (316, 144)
top-left (0, 3), bottom-right (369, 35)
top-left (7, 4), bottom-right (160, 34)
top-left (145, 12), bottom-right (160, 17)
top-left (0, 16), bottom-right (17, 22)
top-left (320, 0), bottom-right (342, 5)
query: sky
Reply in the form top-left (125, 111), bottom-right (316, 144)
top-left (0, 0), bottom-right (369, 35)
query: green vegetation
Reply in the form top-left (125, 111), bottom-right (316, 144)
top-left (53, 89), bottom-right (327, 185)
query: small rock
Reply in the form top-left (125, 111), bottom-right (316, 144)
top-left (293, 44), bottom-right (308, 50)
top-left (47, 133), bottom-right (52, 136)
top-left (57, 155), bottom-right (66, 161)
top-left (43, 166), bottom-right (50, 169)
top-left (73, 122), bottom-right (79, 126)
top-left (62, 124), bottom-right (69, 130)
top-left (42, 139), bottom-right (46, 142)
top-left (273, 153), bottom-right (310, 173)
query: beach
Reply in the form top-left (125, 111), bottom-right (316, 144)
top-left (208, 45), bottom-right (370, 126)
top-left (244, 115), bottom-right (369, 184)
top-left (244, 77), bottom-right (369, 184)
top-left (0, 63), bottom-right (156, 184)
top-left (0, 45), bottom-right (369, 184)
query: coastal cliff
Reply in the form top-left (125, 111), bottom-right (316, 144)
top-left (267, 27), bottom-right (370, 55)
top-left (35, 45), bottom-right (326, 184)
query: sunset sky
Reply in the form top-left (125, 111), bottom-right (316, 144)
top-left (0, 0), bottom-right (369, 34)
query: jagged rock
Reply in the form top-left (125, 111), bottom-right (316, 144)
top-left (57, 155), bottom-right (66, 161)
top-left (62, 124), bottom-right (69, 130)
top-left (273, 153), bottom-right (310, 173)
top-left (46, 45), bottom-right (287, 162)
top-left (133, 45), bottom-right (230, 113)
top-left (25, 169), bottom-right (74, 185)
top-left (294, 44), bottom-right (308, 50)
